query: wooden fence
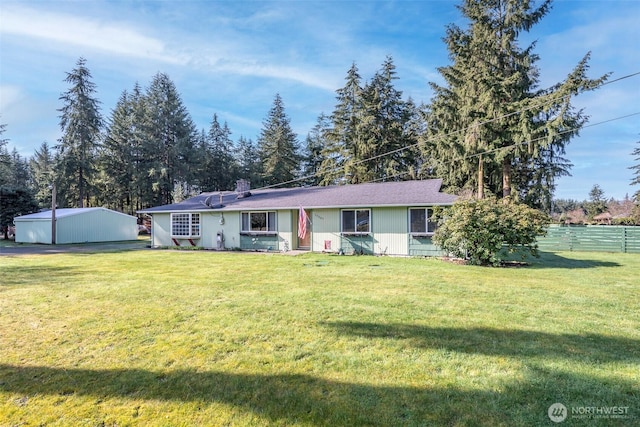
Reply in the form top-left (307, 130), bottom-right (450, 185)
top-left (537, 225), bottom-right (640, 253)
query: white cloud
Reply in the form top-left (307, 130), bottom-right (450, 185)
top-left (1, 5), bottom-right (185, 65)
top-left (0, 85), bottom-right (23, 111)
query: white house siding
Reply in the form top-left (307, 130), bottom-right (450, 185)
top-left (371, 207), bottom-right (409, 256)
top-left (150, 213), bottom-right (171, 247)
top-left (218, 212), bottom-right (240, 249)
top-left (150, 210), bottom-right (288, 251)
top-left (310, 209), bottom-right (341, 253)
top-left (277, 210), bottom-right (293, 251)
top-left (147, 206), bottom-right (441, 256)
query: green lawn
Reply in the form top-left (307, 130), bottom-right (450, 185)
top-left (1, 250), bottom-right (638, 426)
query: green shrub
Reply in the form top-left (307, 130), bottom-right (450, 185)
top-left (433, 198), bottom-right (550, 266)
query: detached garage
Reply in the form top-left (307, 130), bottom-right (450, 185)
top-left (14, 207), bottom-right (138, 244)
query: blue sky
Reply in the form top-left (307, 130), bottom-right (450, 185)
top-left (1, 0), bottom-right (638, 201)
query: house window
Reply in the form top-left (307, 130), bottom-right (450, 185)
top-left (171, 213), bottom-right (200, 237)
top-left (409, 208), bottom-right (437, 235)
top-left (241, 211), bottom-right (276, 233)
top-left (342, 209), bottom-right (370, 234)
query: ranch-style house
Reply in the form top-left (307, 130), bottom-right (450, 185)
top-left (138, 179), bottom-right (457, 256)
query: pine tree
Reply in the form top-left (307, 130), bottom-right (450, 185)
top-left (321, 63), bottom-right (363, 184)
top-left (101, 90), bottom-right (138, 213)
top-left (586, 184), bottom-right (607, 218)
top-left (356, 57), bottom-right (418, 182)
top-left (0, 123), bottom-right (12, 186)
top-left (236, 136), bottom-right (261, 186)
top-left (424, 0), bottom-right (607, 204)
top-left (319, 59), bottom-right (419, 185)
top-left (0, 125), bottom-right (38, 238)
top-left (257, 94), bottom-right (301, 187)
top-left (56, 57), bottom-right (103, 208)
top-left (142, 73), bottom-right (198, 205)
top-left (200, 114), bottom-right (237, 191)
top-left (301, 114), bottom-right (330, 186)
top-left (29, 141), bottom-right (55, 208)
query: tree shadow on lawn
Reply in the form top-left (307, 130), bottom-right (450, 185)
top-left (323, 322), bottom-right (640, 363)
top-left (0, 363), bottom-right (635, 426)
top-left (505, 251), bottom-right (622, 269)
top-left (0, 265), bottom-right (81, 287)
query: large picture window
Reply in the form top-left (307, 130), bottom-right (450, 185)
top-left (171, 213), bottom-right (200, 237)
top-left (342, 209), bottom-right (370, 234)
top-left (241, 211), bottom-right (276, 233)
top-left (409, 208), bottom-right (437, 235)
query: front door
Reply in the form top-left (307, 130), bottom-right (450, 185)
top-left (298, 209), bottom-right (311, 250)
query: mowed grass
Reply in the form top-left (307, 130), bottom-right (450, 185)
top-left (0, 249), bottom-right (638, 426)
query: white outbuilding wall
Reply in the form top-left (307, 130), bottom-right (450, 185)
top-left (14, 208), bottom-right (138, 244)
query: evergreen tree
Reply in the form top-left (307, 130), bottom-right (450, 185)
top-left (8, 148), bottom-right (31, 189)
top-left (257, 94), bottom-right (301, 187)
top-left (356, 57), bottom-right (418, 182)
top-left (320, 63), bottom-right (363, 184)
top-left (630, 139), bottom-right (640, 202)
top-left (423, 0), bottom-right (607, 204)
top-left (0, 125), bottom-right (38, 238)
top-left (301, 114), bottom-right (330, 186)
top-left (29, 141), bottom-right (55, 208)
top-left (200, 114), bottom-right (237, 191)
top-left (0, 123), bottom-right (11, 186)
top-left (142, 73), bottom-right (198, 205)
top-left (318, 59), bottom-right (419, 185)
top-left (0, 187), bottom-right (39, 239)
top-left (56, 57), bottom-right (103, 208)
top-left (101, 90), bottom-right (138, 213)
top-left (236, 136), bottom-right (261, 186)
top-left (586, 184), bottom-right (607, 218)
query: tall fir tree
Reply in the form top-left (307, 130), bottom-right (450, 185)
top-left (56, 57), bottom-right (103, 207)
top-left (423, 0), bottom-right (607, 206)
top-left (142, 73), bottom-right (198, 206)
top-left (318, 59), bottom-right (419, 185)
top-left (319, 63), bottom-right (363, 185)
top-left (235, 136), bottom-right (261, 186)
top-left (101, 90), bottom-right (138, 213)
top-left (29, 141), bottom-right (55, 208)
top-left (356, 56), bottom-right (418, 182)
top-left (200, 114), bottom-right (237, 191)
top-left (301, 114), bottom-right (330, 186)
top-left (257, 94), bottom-right (301, 187)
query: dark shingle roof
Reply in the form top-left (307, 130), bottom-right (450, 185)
top-left (138, 179), bottom-right (457, 213)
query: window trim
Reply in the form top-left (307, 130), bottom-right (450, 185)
top-left (341, 209), bottom-right (371, 235)
top-left (408, 207), bottom-right (437, 236)
top-left (240, 211), bottom-right (277, 235)
top-left (171, 213), bottom-right (201, 238)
